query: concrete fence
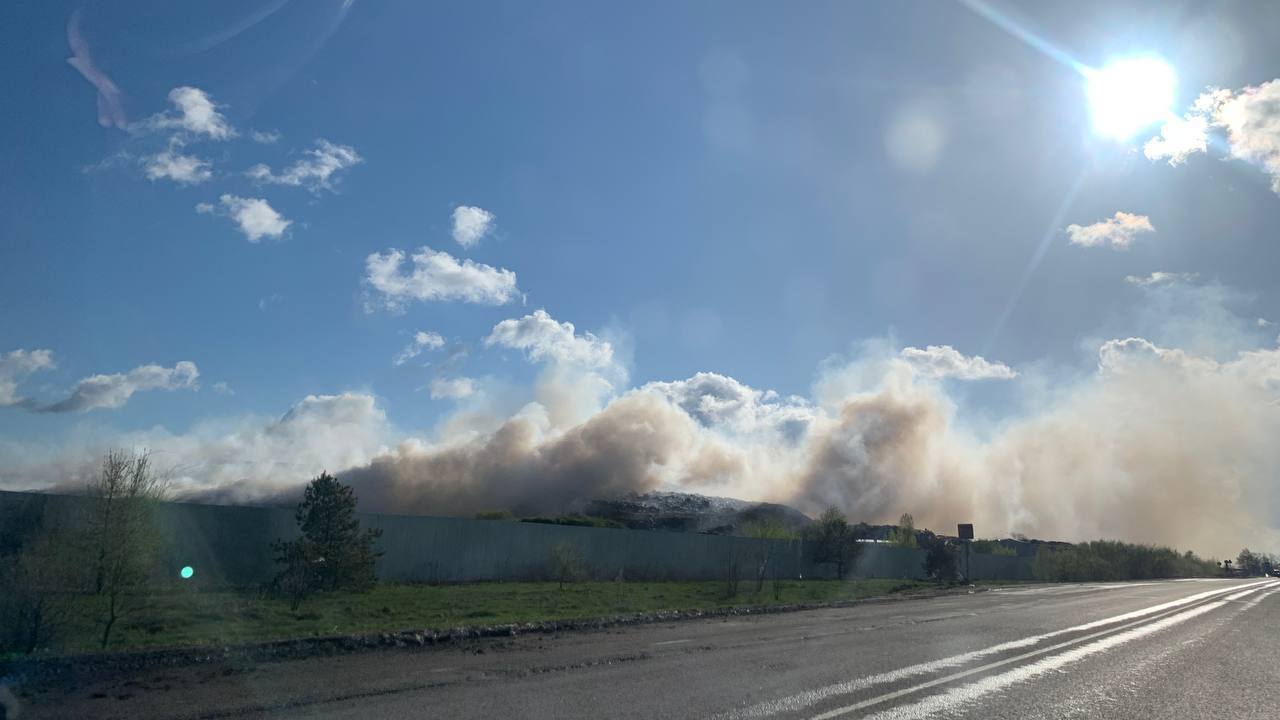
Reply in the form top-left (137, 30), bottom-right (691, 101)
top-left (0, 490), bottom-right (1035, 586)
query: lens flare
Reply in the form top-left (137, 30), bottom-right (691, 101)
top-left (180, 565), bottom-right (195, 579)
top-left (1086, 57), bottom-right (1177, 140)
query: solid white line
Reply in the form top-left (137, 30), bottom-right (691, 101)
top-left (812, 581), bottom-right (1279, 720)
top-left (654, 639), bottom-right (691, 646)
top-left (832, 600), bottom-right (1231, 720)
top-left (715, 580), bottom-right (1272, 719)
top-left (1242, 585), bottom-right (1280, 609)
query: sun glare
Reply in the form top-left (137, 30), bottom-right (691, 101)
top-left (1085, 57), bottom-right (1176, 140)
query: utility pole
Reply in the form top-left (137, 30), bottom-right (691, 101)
top-left (958, 523), bottom-right (974, 582)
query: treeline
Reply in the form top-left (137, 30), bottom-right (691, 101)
top-left (1031, 540), bottom-right (1220, 582)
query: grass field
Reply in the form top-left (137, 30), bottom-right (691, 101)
top-left (31, 578), bottom-right (944, 656)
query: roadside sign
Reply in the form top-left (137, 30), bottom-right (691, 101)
top-left (957, 523), bottom-right (974, 540)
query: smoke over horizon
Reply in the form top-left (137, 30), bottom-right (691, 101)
top-left (6, 295), bottom-right (1280, 560)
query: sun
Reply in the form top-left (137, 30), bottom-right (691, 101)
top-left (1085, 57), bottom-right (1177, 140)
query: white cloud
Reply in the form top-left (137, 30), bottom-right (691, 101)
top-left (393, 331), bottom-right (446, 366)
top-left (0, 349), bottom-right (56, 406)
top-left (485, 309), bottom-right (614, 368)
top-left (205, 194), bottom-right (291, 242)
top-left (1124, 271), bottom-right (1199, 287)
top-left (37, 360), bottom-right (198, 413)
top-left (1214, 80), bottom-right (1280, 193)
top-left (212, 381), bottom-right (234, 395)
top-left (1096, 337), bottom-right (1217, 375)
top-left (143, 149), bottom-right (212, 185)
top-left (145, 86), bottom-right (236, 140)
top-left (429, 376), bottom-right (477, 400)
top-left (1064, 211), bottom-right (1154, 249)
top-left (1143, 114), bottom-right (1209, 165)
top-left (250, 129), bottom-right (281, 144)
top-left (452, 206), bottom-right (495, 248)
top-left (1146, 81), bottom-right (1280, 192)
top-left (899, 345), bottom-right (1017, 380)
top-left (643, 371), bottom-right (816, 442)
top-left (247, 139), bottom-right (362, 192)
top-left (364, 247), bottom-right (519, 310)
top-left (0, 393), bottom-right (391, 500)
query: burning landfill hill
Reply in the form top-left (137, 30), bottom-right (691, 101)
top-left (569, 491), bottom-right (815, 534)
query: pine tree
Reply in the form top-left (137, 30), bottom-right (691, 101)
top-left (273, 472), bottom-right (382, 606)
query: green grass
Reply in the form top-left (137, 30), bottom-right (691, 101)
top-left (32, 578), bottom-right (939, 656)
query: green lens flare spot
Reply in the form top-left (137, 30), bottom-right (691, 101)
top-left (180, 566), bottom-right (195, 580)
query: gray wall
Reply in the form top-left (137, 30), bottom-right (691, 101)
top-left (0, 490), bottom-right (1033, 586)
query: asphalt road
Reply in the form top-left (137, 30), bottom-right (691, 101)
top-left (13, 578), bottom-right (1280, 719)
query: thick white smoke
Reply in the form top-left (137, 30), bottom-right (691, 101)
top-left (4, 300), bottom-right (1279, 558)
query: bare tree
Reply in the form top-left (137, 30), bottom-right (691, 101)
top-left (86, 450), bottom-right (168, 648)
top-left (550, 542), bottom-right (587, 589)
top-left (742, 518), bottom-right (793, 593)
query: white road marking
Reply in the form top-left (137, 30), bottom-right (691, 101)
top-left (1242, 585), bottom-right (1280, 609)
top-left (654, 639), bottom-right (691, 646)
top-left (837, 604), bottom-right (1223, 719)
top-left (813, 581), bottom-right (1279, 719)
top-left (715, 580), bottom-right (1273, 719)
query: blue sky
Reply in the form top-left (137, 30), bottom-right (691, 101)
top-left (4, 1), bottom-right (1280, 554)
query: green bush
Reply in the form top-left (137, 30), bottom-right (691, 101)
top-left (970, 540), bottom-right (1016, 557)
top-left (521, 514), bottom-right (625, 529)
top-left (1032, 540), bottom-right (1220, 582)
top-left (888, 513), bottom-right (917, 548)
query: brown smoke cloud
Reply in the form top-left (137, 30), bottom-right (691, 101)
top-left (323, 335), bottom-right (1280, 559)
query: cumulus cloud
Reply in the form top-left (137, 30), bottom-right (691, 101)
top-left (143, 149), bottom-right (212, 184)
top-left (363, 247), bottom-right (519, 310)
top-left (247, 139), bottom-right (362, 192)
top-left (1146, 80), bottom-right (1280, 192)
top-left (452, 206), bottom-right (495, 248)
top-left (1144, 114), bottom-right (1210, 165)
top-left (1096, 337), bottom-right (1217, 374)
top-left (0, 349), bottom-right (56, 407)
top-left (429, 376), bottom-right (477, 400)
top-left (485, 310), bottom-right (614, 368)
top-left (212, 381), bottom-right (234, 396)
top-left (202, 194), bottom-right (291, 242)
top-left (144, 86), bottom-right (236, 140)
top-left (898, 345), bottom-right (1017, 380)
top-left (1064, 211), bottom-right (1154, 249)
top-left (643, 371), bottom-right (816, 442)
top-left (36, 361), bottom-right (198, 413)
top-left (1125, 271), bottom-right (1199, 287)
top-left (393, 331), bottom-right (445, 366)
